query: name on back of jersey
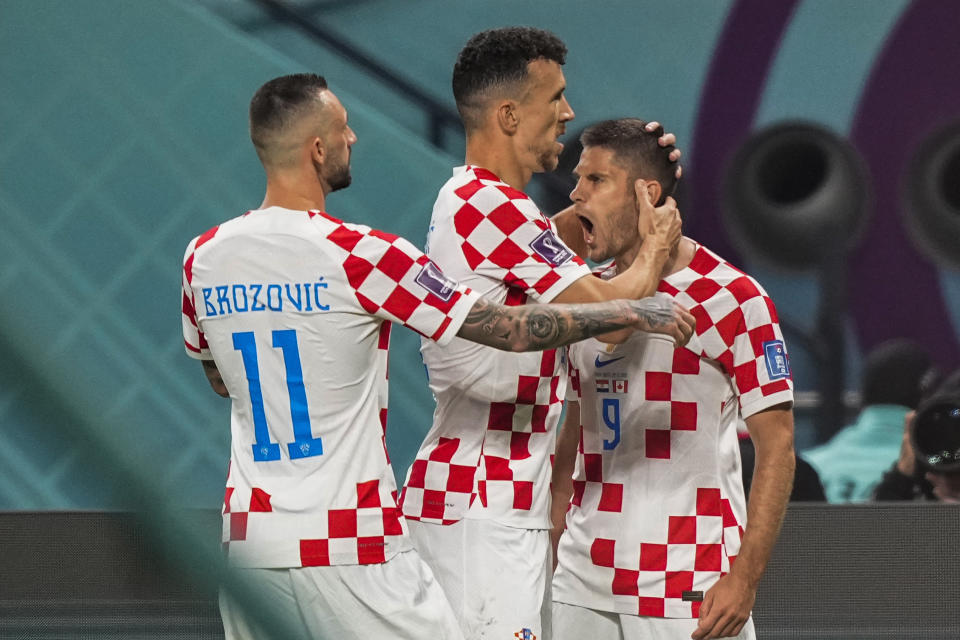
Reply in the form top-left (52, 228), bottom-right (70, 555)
top-left (200, 279), bottom-right (330, 318)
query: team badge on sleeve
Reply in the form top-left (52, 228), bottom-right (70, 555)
top-left (415, 261), bottom-right (457, 301)
top-left (762, 340), bottom-right (791, 379)
top-left (514, 629), bottom-right (536, 640)
top-left (529, 229), bottom-right (573, 266)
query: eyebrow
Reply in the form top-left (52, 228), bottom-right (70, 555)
top-left (551, 86), bottom-right (565, 101)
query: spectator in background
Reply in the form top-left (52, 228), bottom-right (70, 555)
top-left (875, 369), bottom-right (960, 502)
top-left (803, 339), bottom-right (939, 503)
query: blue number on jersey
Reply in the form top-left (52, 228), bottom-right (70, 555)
top-left (233, 330), bottom-right (323, 462)
top-left (602, 397), bottom-right (621, 450)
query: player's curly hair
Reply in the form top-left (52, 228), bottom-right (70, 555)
top-left (452, 27), bottom-right (567, 132)
top-left (580, 119), bottom-right (679, 206)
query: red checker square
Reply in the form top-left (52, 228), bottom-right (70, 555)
top-left (446, 464), bottom-right (476, 493)
top-left (376, 245), bottom-right (415, 281)
top-left (721, 499), bottom-right (739, 528)
top-left (368, 229), bottom-right (398, 243)
top-left (357, 536), bottom-right (387, 564)
top-left (356, 479), bottom-right (381, 508)
top-left (532, 269), bottom-right (561, 295)
top-left (484, 455), bottom-right (513, 481)
top-left (638, 597), bottom-right (665, 617)
top-left (343, 254), bottom-right (375, 290)
top-left (748, 323), bottom-right (777, 356)
top-left (504, 286), bottom-right (527, 306)
top-left (685, 277), bottom-right (722, 304)
top-left (512, 481), bottom-right (534, 510)
top-left (420, 489), bottom-right (448, 520)
top-left (476, 480), bottom-right (487, 507)
top-left (689, 250), bottom-right (720, 275)
top-left (496, 183), bottom-right (528, 201)
top-left (454, 179), bottom-right (484, 202)
top-left (354, 292), bottom-right (380, 315)
top-left (487, 402), bottom-right (516, 430)
top-left (668, 516), bottom-right (697, 544)
top-left (645, 429), bottom-right (671, 459)
top-left (377, 322), bottom-right (391, 350)
top-left (549, 374), bottom-right (561, 403)
top-left (672, 348), bottom-right (701, 375)
top-left (460, 242), bottom-right (485, 270)
top-left (733, 361), bottom-right (759, 395)
top-left (691, 305), bottom-right (713, 336)
top-left (764, 296), bottom-right (780, 322)
top-left (665, 571), bottom-right (694, 599)
top-left (612, 568), bottom-right (640, 596)
top-left (510, 432), bottom-right (532, 460)
top-left (486, 201), bottom-right (527, 235)
top-left (645, 372), bottom-right (672, 401)
top-left (531, 403), bottom-right (550, 432)
top-left (597, 482), bottom-right (623, 512)
top-left (715, 349), bottom-right (735, 377)
top-left (328, 509), bottom-right (358, 538)
top-left (249, 488), bottom-right (272, 512)
top-left (714, 308), bottom-right (745, 345)
top-left (382, 508), bottom-right (404, 536)
top-left (381, 286), bottom-right (420, 322)
top-left (300, 539), bottom-right (331, 566)
top-left (671, 401), bottom-right (698, 431)
top-left (583, 452), bottom-right (604, 482)
top-left (691, 601), bottom-right (703, 617)
top-left (430, 437), bottom-right (460, 462)
top-left (761, 379), bottom-right (791, 395)
top-left (229, 512), bottom-right (248, 541)
top-left (223, 487), bottom-right (234, 513)
top-left (590, 537), bottom-right (616, 567)
top-left (695, 544), bottom-right (723, 571)
top-left (696, 488), bottom-right (723, 516)
top-left (540, 349), bottom-right (557, 376)
top-left (516, 375), bottom-right (540, 405)
top-left (502, 269), bottom-right (530, 291)
top-left (453, 203), bottom-right (484, 238)
top-left (407, 459), bottom-right (428, 487)
top-left (727, 276), bottom-right (761, 304)
top-left (658, 280), bottom-right (680, 296)
top-left (327, 225), bottom-right (363, 252)
top-left (640, 543), bottom-right (668, 571)
top-left (572, 480), bottom-right (586, 506)
top-left (487, 238), bottom-right (530, 270)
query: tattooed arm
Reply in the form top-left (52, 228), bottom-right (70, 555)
top-left (456, 294), bottom-right (694, 352)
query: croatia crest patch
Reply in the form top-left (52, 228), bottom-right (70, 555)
top-left (762, 340), bottom-right (791, 380)
top-left (529, 229), bottom-right (573, 266)
top-left (415, 261), bottom-right (457, 302)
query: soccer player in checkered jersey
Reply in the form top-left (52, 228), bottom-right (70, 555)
top-left (181, 74), bottom-right (695, 639)
top-left (400, 28), bottom-right (685, 640)
top-left (550, 119), bottom-right (796, 640)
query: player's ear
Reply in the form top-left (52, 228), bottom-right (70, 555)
top-left (636, 179), bottom-right (663, 207)
top-left (310, 136), bottom-right (325, 165)
top-left (496, 99), bottom-right (520, 135)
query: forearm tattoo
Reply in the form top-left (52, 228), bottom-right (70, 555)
top-left (458, 296), bottom-right (678, 352)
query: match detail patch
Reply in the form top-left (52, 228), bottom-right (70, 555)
top-left (529, 229), bottom-right (573, 266)
top-left (415, 261), bottom-right (457, 302)
top-left (762, 340), bottom-right (791, 380)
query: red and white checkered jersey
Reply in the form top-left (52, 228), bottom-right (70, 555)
top-left (400, 166), bottom-right (591, 528)
top-left (553, 243), bottom-right (793, 618)
top-left (181, 206), bottom-right (480, 568)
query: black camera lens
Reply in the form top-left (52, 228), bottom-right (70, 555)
top-left (911, 399), bottom-right (960, 472)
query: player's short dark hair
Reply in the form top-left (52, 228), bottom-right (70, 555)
top-left (452, 27), bottom-right (567, 131)
top-left (249, 73), bottom-right (328, 160)
top-left (580, 118), bottom-right (678, 205)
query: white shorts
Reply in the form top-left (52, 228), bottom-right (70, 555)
top-left (553, 601), bottom-right (755, 640)
top-left (218, 549), bottom-right (464, 640)
top-left (408, 518), bottom-right (551, 640)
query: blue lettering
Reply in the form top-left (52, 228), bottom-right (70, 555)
top-left (251, 284), bottom-right (265, 311)
top-left (285, 284), bottom-right (302, 311)
top-left (202, 288), bottom-right (217, 316)
top-left (216, 286), bottom-right (232, 315)
top-left (314, 278), bottom-right (330, 311)
top-left (267, 284), bottom-right (282, 311)
top-left (232, 284), bottom-right (248, 312)
top-left (303, 283), bottom-right (312, 311)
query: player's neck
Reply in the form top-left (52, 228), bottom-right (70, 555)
top-left (259, 170), bottom-right (328, 212)
top-left (616, 236), bottom-right (696, 279)
top-left (464, 132), bottom-right (532, 191)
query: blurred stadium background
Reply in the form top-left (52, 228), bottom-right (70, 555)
top-left (1, 0), bottom-right (958, 637)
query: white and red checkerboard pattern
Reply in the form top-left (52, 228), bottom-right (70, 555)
top-left (553, 243), bottom-right (793, 617)
top-left (183, 206), bottom-right (480, 568)
top-left (405, 166), bottom-right (590, 528)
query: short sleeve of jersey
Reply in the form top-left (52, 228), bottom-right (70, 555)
top-left (694, 271), bottom-right (793, 418)
top-left (450, 174), bottom-right (590, 302)
top-left (182, 233), bottom-right (212, 360)
top-left (323, 218), bottom-right (480, 346)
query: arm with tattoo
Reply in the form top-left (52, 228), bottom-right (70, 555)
top-left (456, 294), bottom-right (694, 352)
